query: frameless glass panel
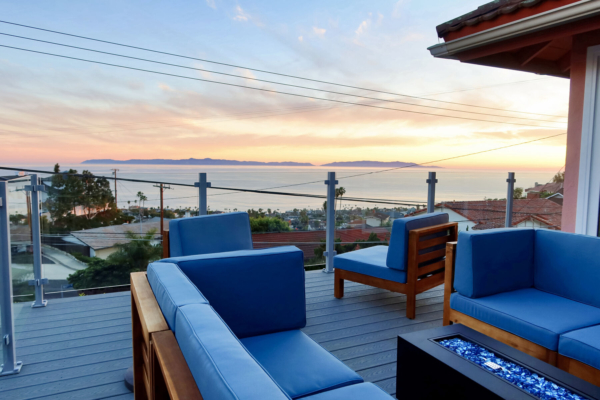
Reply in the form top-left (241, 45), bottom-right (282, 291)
top-left (7, 177), bottom-right (35, 304)
top-left (39, 168), bottom-right (163, 297)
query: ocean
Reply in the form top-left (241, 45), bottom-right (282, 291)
top-left (5, 164), bottom-right (560, 212)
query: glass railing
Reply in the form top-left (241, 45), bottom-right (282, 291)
top-left (0, 164), bottom-right (566, 303)
top-left (7, 177), bottom-right (35, 303)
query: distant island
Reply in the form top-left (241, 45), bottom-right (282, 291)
top-left (82, 158), bottom-right (314, 167)
top-left (321, 161), bottom-right (442, 168)
top-left (82, 158), bottom-right (442, 168)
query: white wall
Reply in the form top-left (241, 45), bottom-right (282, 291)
top-left (435, 207), bottom-right (476, 233)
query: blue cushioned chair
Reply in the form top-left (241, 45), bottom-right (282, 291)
top-left (445, 228), bottom-right (600, 387)
top-left (165, 211), bottom-right (253, 257)
top-left (334, 212), bottom-right (457, 319)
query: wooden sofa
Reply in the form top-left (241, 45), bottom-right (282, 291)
top-left (444, 229), bottom-right (600, 387)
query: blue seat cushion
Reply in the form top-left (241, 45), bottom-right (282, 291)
top-left (559, 325), bottom-right (600, 370)
top-left (334, 246), bottom-right (406, 283)
top-left (302, 383), bottom-right (392, 400)
top-left (450, 289), bottom-right (600, 351)
top-left (147, 262), bottom-right (208, 332)
top-left (535, 229), bottom-right (600, 308)
top-left (169, 212), bottom-right (253, 257)
top-left (241, 330), bottom-right (363, 399)
top-left (386, 212), bottom-right (449, 271)
top-left (176, 304), bottom-right (290, 400)
top-left (454, 228), bottom-right (535, 298)
top-left (163, 246), bottom-right (306, 339)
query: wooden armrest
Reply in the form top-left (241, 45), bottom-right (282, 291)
top-left (443, 241), bottom-right (458, 325)
top-left (153, 330), bottom-right (203, 400)
top-left (131, 272), bottom-right (168, 342)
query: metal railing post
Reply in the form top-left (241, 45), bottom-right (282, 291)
top-left (195, 173), bottom-right (211, 215)
top-left (324, 172), bottom-right (338, 274)
top-left (426, 172), bottom-right (438, 213)
top-left (26, 174), bottom-right (47, 308)
top-left (0, 182), bottom-right (23, 375)
top-left (505, 172), bottom-right (516, 228)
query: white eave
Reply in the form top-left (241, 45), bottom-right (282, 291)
top-left (428, 0), bottom-right (600, 59)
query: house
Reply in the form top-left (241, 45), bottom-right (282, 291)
top-left (410, 198), bottom-right (562, 232)
top-left (525, 182), bottom-right (564, 198)
top-left (66, 217), bottom-right (168, 259)
top-left (428, 0), bottom-right (600, 236)
top-left (365, 212), bottom-right (390, 227)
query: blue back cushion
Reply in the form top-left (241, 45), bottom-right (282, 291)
top-left (169, 246), bottom-right (306, 338)
top-left (454, 229), bottom-right (535, 298)
top-left (534, 230), bottom-right (600, 308)
top-left (386, 212), bottom-right (449, 270)
top-left (147, 262), bottom-right (208, 332)
top-left (169, 212), bottom-right (253, 257)
top-left (176, 304), bottom-right (290, 400)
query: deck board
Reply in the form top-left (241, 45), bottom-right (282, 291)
top-left (1, 270), bottom-right (443, 399)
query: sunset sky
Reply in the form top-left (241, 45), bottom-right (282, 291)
top-left (0, 0), bottom-right (569, 169)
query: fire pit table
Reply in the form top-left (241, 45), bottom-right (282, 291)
top-left (397, 324), bottom-right (600, 400)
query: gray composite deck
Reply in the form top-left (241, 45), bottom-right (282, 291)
top-left (0, 270), bottom-right (444, 399)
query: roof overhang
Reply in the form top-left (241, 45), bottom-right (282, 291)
top-left (428, 0), bottom-right (600, 59)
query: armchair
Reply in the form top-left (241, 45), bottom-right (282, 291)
top-left (334, 212), bottom-right (457, 319)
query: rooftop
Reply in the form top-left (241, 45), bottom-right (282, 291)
top-left (69, 218), bottom-right (168, 250)
top-left (412, 198), bottom-right (562, 230)
top-left (2, 270), bottom-right (444, 399)
top-left (436, 0), bottom-right (579, 40)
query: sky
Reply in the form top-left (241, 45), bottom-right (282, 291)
top-left (0, 0), bottom-right (570, 169)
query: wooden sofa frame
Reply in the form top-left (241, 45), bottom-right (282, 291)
top-left (335, 222), bottom-right (458, 319)
top-left (131, 271), bottom-right (203, 400)
top-left (444, 242), bottom-right (600, 387)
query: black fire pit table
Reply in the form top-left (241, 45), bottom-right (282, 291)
top-left (397, 324), bottom-right (600, 400)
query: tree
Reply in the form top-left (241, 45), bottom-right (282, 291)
top-left (47, 164), bottom-right (117, 228)
top-left (299, 209), bottom-right (309, 228)
top-left (249, 217), bottom-right (291, 233)
top-left (513, 187), bottom-right (525, 199)
top-left (552, 171), bottom-right (565, 183)
top-left (335, 187), bottom-right (346, 211)
top-left (67, 229), bottom-right (162, 288)
top-left (9, 214), bottom-right (26, 225)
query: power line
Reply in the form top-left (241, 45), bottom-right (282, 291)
top-left (0, 32), bottom-right (566, 124)
top-left (0, 44), bottom-right (568, 130)
top-left (210, 132), bottom-right (567, 195)
top-left (337, 133), bottom-right (567, 180)
top-left (0, 20), bottom-right (565, 119)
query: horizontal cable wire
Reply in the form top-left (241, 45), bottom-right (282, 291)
top-left (0, 44), bottom-right (567, 130)
top-left (0, 20), bottom-right (565, 118)
top-left (0, 32), bottom-right (566, 124)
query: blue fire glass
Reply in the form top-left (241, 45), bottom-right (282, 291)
top-left (437, 337), bottom-right (588, 400)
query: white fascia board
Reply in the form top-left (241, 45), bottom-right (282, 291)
top-left (428, 0), bottom-right (600, 59)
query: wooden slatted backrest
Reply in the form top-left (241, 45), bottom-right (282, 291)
top-left (406, 222), bottom-right (458, 284)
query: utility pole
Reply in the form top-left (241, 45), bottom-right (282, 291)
top-left (111, 169), bottom-right (119, 208)
top-left (153, 184), bottom-right (172, 235)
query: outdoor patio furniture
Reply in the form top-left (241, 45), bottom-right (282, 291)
top-left (163, 211), bottom-right (253, 258)
top-left (130, 244), bottom-right (394, 399)
top-left (445, 228), bottom-right (600, 387)
top-left (396, 324), bottom-right (600, 399)
top-left (333, 212), bottom-right (458, 319)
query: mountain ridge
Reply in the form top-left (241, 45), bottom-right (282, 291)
top-left (82, 158), bottom-right (442, 168)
